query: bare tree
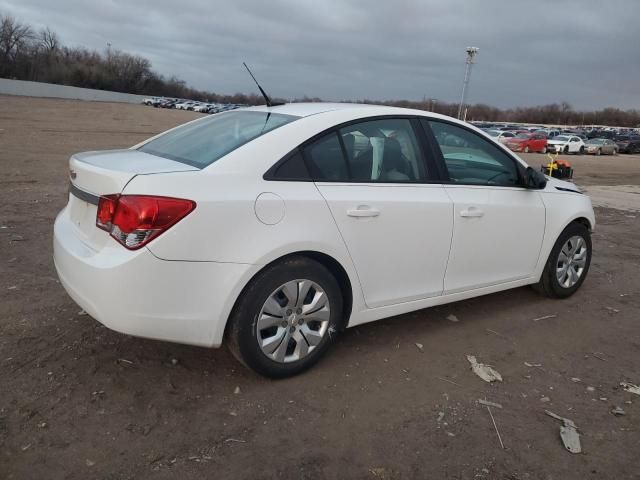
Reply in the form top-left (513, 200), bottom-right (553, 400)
top-left (39, 26), bottom-right (59, 53)
top-left (0, 13), bottom-right (33, 74)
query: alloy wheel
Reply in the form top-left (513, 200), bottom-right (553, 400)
top-left (256, 280), bottom-right (331, 363)
top-left (556, 236), bottom-right (588, 288)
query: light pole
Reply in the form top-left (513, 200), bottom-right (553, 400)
top-left (457, 46), bottom-right (479, 121)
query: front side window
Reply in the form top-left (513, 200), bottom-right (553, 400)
top-left (302, 118), bottom-right (427, 183)
top-left (139, 111), bottom-right (298, 168)
top-left (427, 120), bottom-right (521, 187)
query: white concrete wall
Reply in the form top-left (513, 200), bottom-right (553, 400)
top-left (0, 78), bottom-right (146, 103)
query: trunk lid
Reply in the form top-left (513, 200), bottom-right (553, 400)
top-left (67, 149), bottom-right (198, 249)
top-left (70, 149), bottom-right (197, 195)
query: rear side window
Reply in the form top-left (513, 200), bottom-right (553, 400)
top-left (300, 118), bottom-right (427, 183)
top-left (305, 132), bottom-right (349, 181)
top-left (427, 120), bottom-right (520, 187)
top-left (139, 111), bottom-right (298, 168)
top-left (268, 151), bottom-right (311, 180)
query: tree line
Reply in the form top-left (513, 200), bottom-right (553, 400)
top-left (2, 12), bottom-right (639, 127)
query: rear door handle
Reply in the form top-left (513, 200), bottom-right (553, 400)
top-left (347, 206), bottom-right (380, 218)
top-left (460, 207), bottom-right (484, 218)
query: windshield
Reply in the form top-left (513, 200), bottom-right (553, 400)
top-left (515, 133), bottom-right (531, 139)
top-left (587, 139), bottom-right (604, 144)
top-left (554, 136), bottom-right (569, 142)
top-left (139, 111), bottom-right (298, 168)
top-left (487, 130), bottom-right (500, 137)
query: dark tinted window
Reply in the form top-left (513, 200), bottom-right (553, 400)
top-left (427, 120), bottom-right (520, 187)
top-left (305, 132), bottom-right (349, 181)
top-left (301, 118), bottom-right (427, 183)
top-left (338, 118), bottom-right (426, 182)
top-left (268, 151), bottom-right (310, 180)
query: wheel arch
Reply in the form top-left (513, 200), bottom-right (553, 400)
top-left (572, 216), bottom-right (593, 232)
top-left (223, 250), bottom-right (355, 341)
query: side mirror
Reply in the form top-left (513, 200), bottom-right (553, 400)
top-left (524, 166), bottom-right (547, 189)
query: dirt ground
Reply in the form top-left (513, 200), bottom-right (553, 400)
top-left (1, 95), bottom-right (639, 480)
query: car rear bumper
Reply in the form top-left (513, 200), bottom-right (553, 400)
top-left (53, 207), bottom-right (254, 348)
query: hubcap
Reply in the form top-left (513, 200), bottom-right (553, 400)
top-left (256, 280), bottom-right (330, 363)
top-left (556, 236), bottom-right (587, 288)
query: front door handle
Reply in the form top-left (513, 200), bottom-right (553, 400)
top-left (460, 207), bottom-right (484, 218)
top-left (347, 206), bottom-right (380, 218)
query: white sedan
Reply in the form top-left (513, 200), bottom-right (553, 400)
top-left (485, 129), bottom-right (517, 144)
top-left (54, 104), bottom-right (595, 377)
top-left (547, 135), bottom-right (586, 154)
top-left (175, 101), bottom-right (196, 110)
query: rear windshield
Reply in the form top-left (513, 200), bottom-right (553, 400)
top-left (139, 110), bottom-right (298, 168)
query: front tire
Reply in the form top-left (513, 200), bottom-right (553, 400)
top-left (533, 222), bottom-right (592, 298)
top-left (524, 146), bottom-right (530, 153)
top-left (227, 256), bottom-right (343, 378)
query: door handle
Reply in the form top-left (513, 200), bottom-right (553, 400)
top-left (460, 207), bottom-right (484, 218)
top-left (347, 206), bottom-right (380, 218)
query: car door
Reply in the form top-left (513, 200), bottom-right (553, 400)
top-left (568, 136), bottom-right (581, 153)
top-left (499, 132), bottom-right (514, 144)
top-left (603, 139), bottom-right (615, 154)
top-left (533, 134), bottom-right (546, 152)
top-left (303, 117), bottom-right (454, 308)
top-left (423, 119), bottom-right (545, 294)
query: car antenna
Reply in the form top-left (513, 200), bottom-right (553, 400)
top-left (243, 62), bottom-right (284, 107)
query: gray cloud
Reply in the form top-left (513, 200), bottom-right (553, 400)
top-left (2, 0), bottom-right (638, 109)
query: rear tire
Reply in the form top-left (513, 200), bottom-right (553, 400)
top-left (227, 256), bottom-right (343, 378)
top-left (533, 222), bottom-right (592, 299)
top-left (579, 146), bottom-right (584, 155)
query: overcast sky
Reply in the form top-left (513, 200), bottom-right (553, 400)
top-left (2, 0), bottom-right (639, 109)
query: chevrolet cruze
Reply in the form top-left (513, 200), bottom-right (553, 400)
top-left (54, 103), bottom-right (595, 377)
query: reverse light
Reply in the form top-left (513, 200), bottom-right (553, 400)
top-left (96, 195), bottom-right (196, 250)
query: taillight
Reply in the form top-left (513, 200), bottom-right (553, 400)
top-left (96, 195), bottom-right (195, 250)
top-left (96, 194), bottom-right (119, 231)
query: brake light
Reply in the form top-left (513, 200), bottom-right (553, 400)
top-left (96, 195), bottom-right (196, 250)
top-left (96, 194), bottom-right (119, 231)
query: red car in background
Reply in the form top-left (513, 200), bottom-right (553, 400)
top-left (505, 132), bottom-right (548, 153)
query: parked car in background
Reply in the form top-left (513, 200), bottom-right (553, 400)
top-left (157, 98), bottom-right (177, 108)
top-left (193, 103), bottom-right (214, 113)
top-left (505, 132), bottom-right (548, 153)
top-left (143, 97), bottom-right (162, 106)
top-left (614, 135), bottom-right (640, 154)
top-left (485, 130), bottom-right (516, 144)
top-left (584, 138), bottom-right (618, 155)
top-left (535, 129), bottom-right (561, 139)
top-left (175, 101), bottom-right (197, 110)
top-left (587, 129), bottom-right (615, 139)
top-left (547, 135), bottom-right (585, 154)
top-left (53, 103), bottom-right (594, 377)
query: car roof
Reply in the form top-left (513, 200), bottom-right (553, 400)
top-left (243, 102), bottom-right (420, 118)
